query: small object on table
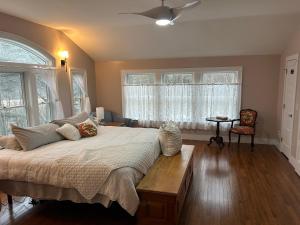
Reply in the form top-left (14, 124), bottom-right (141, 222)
top-left (216, 116), bottom-right (228, 120)
top-left (100, 121), bottom-right (126, 127)
top-left (206, 117), bottom-right (233, 149)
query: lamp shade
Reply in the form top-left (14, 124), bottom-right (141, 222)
top-left (96, 107), bottom-right (104, 121)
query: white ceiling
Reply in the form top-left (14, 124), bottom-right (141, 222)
top-left (0, 0), bottom-right (300, 60)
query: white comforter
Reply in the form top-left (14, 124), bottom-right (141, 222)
top-left (0, 126), bottom-right (161, 215)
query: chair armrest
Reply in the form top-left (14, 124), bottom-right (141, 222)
top-left (231, 119), bottom-right (240, 128)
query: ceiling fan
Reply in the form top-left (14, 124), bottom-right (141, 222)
top-left (120, 0), bottom-right (202, 26)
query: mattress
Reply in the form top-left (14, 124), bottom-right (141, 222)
top-left (0, 126), bottom-right (161, 215)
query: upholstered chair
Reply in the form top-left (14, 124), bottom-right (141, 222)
top-left (228, 109), bottom-right (258, 148)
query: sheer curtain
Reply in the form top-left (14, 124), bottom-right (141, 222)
top-left (123, 69), bottom-right (242, 130)
top-left (123, 85), bottom-right (159, 127)
top-left (33, 68), bottom-right (64, 119)
top-left (73, 73), bottom-right (91, 114)
top-left (159, 84), bottom-right (193, 129)
top-left (194, 71), bottom-right (241, 130)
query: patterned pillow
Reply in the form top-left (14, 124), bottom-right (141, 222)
top-left (78, 123), bottom-right (97, 137)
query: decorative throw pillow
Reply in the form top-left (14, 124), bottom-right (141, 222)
top-left (52, 112), bottom-right (89, 127)
top-left (11, 124), bottom-right (63, 151)
top-left (78, 123), bottom-right (97, 137)
top-left (0, 135), bottom-right (22, 150)
top-left (159, 122), bottom-right (182, 156)
top-left (56, 124), bottom-right (81, 141)
top-left (78, 118), bottom-right (97, 129)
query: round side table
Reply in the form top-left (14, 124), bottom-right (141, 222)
top-left (206, 117), bottom-right (233, 149)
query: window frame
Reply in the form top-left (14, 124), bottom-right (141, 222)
top-left (0, 31), bottom-right (55, 67)
top-left (70, 68), bottom-right (88, 116)
top-left (0, 32), bottom-right (56, 134)
top-left (121, 66), bottom-right (243, 124)
top-left (0, 72), bottom-right (29, 135)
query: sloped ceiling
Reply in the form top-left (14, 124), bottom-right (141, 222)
top-left (0, 0), bottom-right (300, 60)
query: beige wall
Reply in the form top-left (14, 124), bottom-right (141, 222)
top-left (278, 28), bottom-right (300, 158)
top-left (0, 12), bottom-right (96, 117)
top-left (96, 55), bottom-right (281, 139)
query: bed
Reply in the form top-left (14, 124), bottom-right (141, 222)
top-left (0, 126), bottom-right (161, 215)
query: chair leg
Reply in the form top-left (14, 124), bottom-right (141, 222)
top-left (251, 135), bottom-right (255, 149)
top-left (7, 194), bottom-right (12, 205)
top-left (238, 135), bottom-right (241, 144)
top-left (228, 131), bottom-right (231, 146)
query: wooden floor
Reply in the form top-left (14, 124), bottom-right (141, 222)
top-left (1, 142), bottom-right (300, 225)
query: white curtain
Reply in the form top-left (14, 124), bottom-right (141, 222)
top-left (194, 71), bottom-right (241, 130)
top-left (123, 71), bottom-right (241, 130)
top-left (33, 68), bottom-right (64, 120)
top-left (159, 84), bottom-right (193, 129)
top-left (73, 73), bottom-right (91, 114)
top-left (123, 85), bottom-right (159, 127)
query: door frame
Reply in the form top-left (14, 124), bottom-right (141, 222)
top-left (280, 53), bottom-right (299, 158)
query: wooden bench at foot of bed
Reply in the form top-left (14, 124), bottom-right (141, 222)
top-left (136, 145), bottom-right (195, 225)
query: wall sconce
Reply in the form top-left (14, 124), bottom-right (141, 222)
top-left (59, 50), bottom-right (69, 72)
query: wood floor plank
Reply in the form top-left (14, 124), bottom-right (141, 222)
top-left (1, 142), bottom-right (300, 225)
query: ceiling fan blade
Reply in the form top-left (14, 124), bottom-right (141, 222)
top-left (120, 7), bottom-right (165, 20)
top-left (173, 0), bottom-right (201, 14)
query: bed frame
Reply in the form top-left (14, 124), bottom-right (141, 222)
top-left (5, 145), bottom-right (194, 225)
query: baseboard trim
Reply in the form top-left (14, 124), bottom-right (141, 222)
top-left (290, 157), bottom-right (300, 176)
top-left (181, 132), bottom-right (279, 146)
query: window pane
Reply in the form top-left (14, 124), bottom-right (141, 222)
top-left (72, 76), bottom-right (83, 115)
top-left (0, 107), bottom-right (28, 135)
top-left (0, 73), bottom-right (28, 135)
top-left (0, 38), bottom-right (50, 65)
top-left (36, 75), bottom-right (52, 124)
top-left (0, 73), bottom-right (25, 107)
top-left (201, 71), bottom-right (240, 84)
top-left (162, 73), bottom-right (193, 84)
top-left (126, 74), bottom-right (155, 85)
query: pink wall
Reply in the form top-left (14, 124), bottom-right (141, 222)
top-left (278, 29), bottom-right (300, 157)
top-left (96, 55), bottom-right (281, 139)
top-left (0, 12), bottom-right (96, 117)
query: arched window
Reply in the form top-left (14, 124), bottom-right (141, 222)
top-left (0, 33), bottom-right (58, 135)
top-left (0, 38), bottom-right (52, 65)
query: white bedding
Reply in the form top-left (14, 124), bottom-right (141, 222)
top-left (0, 126), bottom-right (161, 215)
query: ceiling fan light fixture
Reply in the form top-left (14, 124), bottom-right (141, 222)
top-left (156, 19), bottom-right (171, 26)
top-left (120, 0), bottom-right (201, 27)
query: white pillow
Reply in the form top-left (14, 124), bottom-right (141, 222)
top-left (159, 122), bottom-right (182, 156)
top-left (56, 124), bottom-right (81, 141)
